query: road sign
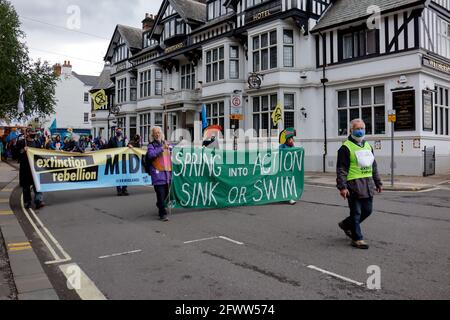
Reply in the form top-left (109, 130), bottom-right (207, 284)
top-left (230, 94), bottom-right (243, 120)
top-left (388, 110), bottom-right (397, 123)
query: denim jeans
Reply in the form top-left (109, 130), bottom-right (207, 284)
top-left (343, 197), bottom-right (374, 241)
top-left (154, 184), bottom-right (169, 218)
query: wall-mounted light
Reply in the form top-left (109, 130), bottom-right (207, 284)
top-left (301, 107), bottom-right (308, 119)
top-left (300, 72), bottom-right (307, 80)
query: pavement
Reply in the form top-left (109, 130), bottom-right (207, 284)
top-left (0, 160), bottom-right (59, 300)
top-left (304, 172), bottom-right (450, 192)
top-left (1, 160), bottom-right (449, 300)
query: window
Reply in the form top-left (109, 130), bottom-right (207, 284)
top-left (207, 0), bottom-right (231, 20)
top-left (245, 0), bottom-right (270, 9)
top-left (117, 78), bottom-right (127, 104)
top-left (84, 113), bottom-right (89, 123)
top-left (337, 86), bottom-right (385, 136)
top-left (230, 46), bottom-right (240, 79)
top-left (155, 113), bottom-right (163, 127)
top-left (434, 85), bottom-right (450, 136)
top-left (253, 31), bottom-right (277, 72)
top-left (438, 19), bottom-right (450, 59)
top-left (139, 113), bottom-right (151, 143)
top-left (253, 94), bottom-right (278, 137)
top-left (206, 47), bottom-right (225, 83)
top-left (283, 30), bottom-right (294, 67)
top-left (155, 69), bottom-right (163, 95)
top-left (181, 64), bottom-right (196, 90)
top-left (130, 77), bottom-right (137, 102)
top-left (163, 18), bottom-right (185, 40)
top-left (341, 29), bottom-right (378, 60)
top-left (84, 92), bottom-right (89, 103)
top-left (206, 102), bottom-right (225, 130)
top-left (113, 37), bottom-right (129, 63)
top-left (130, 116), bottom-right (137, 139)
top-left (284, 94), bottom-right (295, 129)
top-left (139, 70), bottom-right (152, 98)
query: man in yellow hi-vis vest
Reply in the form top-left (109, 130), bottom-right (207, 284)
top-left (336, 119), bottom-right (383, 250)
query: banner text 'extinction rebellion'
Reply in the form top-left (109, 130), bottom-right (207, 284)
top-left (169, 147), bottom-right (305, 209)
top-left (27, 147), bottom-right (151, 192)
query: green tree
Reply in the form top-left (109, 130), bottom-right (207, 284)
top-left (0, 0), bottom-right (57, 121)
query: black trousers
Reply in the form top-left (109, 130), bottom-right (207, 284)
top-left (154, 184), bottom-right (169, 218)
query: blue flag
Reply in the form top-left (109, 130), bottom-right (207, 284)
top-left (201, 104), bottom-right (208, 131)
top-left (50, 119), bottom-right (57, 133)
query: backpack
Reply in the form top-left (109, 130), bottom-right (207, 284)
top-left (143, 141), bottom-right (158, 175)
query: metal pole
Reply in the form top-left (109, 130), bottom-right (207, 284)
top-left (391, 121), bottom-right (394, 187)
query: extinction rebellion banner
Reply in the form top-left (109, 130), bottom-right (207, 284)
top-left (27, 147), bottom-right (152, 192)
top-left (169, 147), bottom-right (305, 209)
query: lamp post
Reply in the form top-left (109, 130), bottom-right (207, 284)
top-left (107, 105), bottom-right (121, 141)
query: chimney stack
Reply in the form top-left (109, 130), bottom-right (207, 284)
top-left (62, 60), bottom-right (72, 75)
top-left (142, 13), bottom-right (156, 31)
top-left (53, 63), bottom-right (62, 76)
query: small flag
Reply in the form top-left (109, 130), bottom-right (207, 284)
top-left (17, 86), bottom-right (25, 114)
top-left (271, 103), bottom-right (283, 127)
top-left (91, 90), bottom-right (108, 110)
top-left (50, 119), bottom-right (57, 132)
top-left (201, 104), bottom-right (208, 131)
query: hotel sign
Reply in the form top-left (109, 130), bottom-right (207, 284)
top-left (423, 56), bottom-right (450, 75)
top-left (165, 42), bottom-right (185, 54)
top-left (245, 0), bottom-right (282, 24)
top-left (422, 90), bottom-right (434, 132)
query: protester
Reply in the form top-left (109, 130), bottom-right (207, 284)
top-left (0, 139), bottom-right (4, 162)
top-left (50, 134), bottom-right (65, 151)
top-left (108, 128), bottom-right (129, 196)
top-left (146, 126), bottom-right (172, 222)
top-left (279, 128), bottom-right (297, 205)
top-left (63, 132), bottom-right (77, 152)
top-left (17, 129), bottom-right (45, 209)
top-left (129, 134), bottom-right (141, 148)
top-left (336, 119), bottom-right (383, 250)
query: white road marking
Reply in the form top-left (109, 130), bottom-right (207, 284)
top-left (307, 265), bottom-right (365, 287)
top-left (59, 263), bottom-right (107, 300)
top-left (29, 207), bottom-right (72, 263)
top-left (20, 195), bottom-right (72, 265)
top-left (184, 236), bottom-right (244, 245)
top-left (21, 195), bottom-right (62, 261)
top-left (184, 237), bottom-right (219, 244)
top-left (99, 250), bottom-right (142, 259)
top-left (218, 236), bottom-right (245, 245)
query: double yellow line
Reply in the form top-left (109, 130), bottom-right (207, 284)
top-left (8, 242), bottom-right (32, 252)
top-left (0, 210), bottom-right (14, 216)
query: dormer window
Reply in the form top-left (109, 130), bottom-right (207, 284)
top-left (113, 36), bottom-right (130, 63)
top-left (207, 0), bottom-right (232, 21)
top-left (163, 18), bottom-right (186, 41)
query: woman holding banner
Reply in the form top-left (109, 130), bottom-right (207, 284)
top-left (146, 127), bottom-right (172, 222)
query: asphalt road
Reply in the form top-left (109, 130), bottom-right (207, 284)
top-left (11, 183), bottom-right (450, 300)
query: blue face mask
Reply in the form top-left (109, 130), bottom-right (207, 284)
top-left (352, 129), bottom-right (366, 138)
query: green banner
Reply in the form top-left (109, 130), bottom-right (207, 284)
top-left (169, 147), bottom-right (305, 209)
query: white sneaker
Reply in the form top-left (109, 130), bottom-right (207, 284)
top-left (289, 200), bottom-right (297, 205)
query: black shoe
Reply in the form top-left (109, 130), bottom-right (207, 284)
top-left (122, 190), bottom-right (129, 196)
top-left (117, 191), bottom-right (123, 196)
top-left (159, 215), bottom-right (169, 222)
top-left (25, 203), bottom-right (32, 209)
top-left (339, 222), bottom-right (353, 239)
top-left (35, 202), bottom-right (45, 210)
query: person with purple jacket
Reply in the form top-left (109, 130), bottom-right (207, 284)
top-left (146, 126), bottom-right (172, 222)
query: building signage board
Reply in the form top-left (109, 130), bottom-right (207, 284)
top-left (165, 42), bottom-right (185, 54)
top-left (245, 0), bottom-right (282, 24)
top-left (422, 56), bottom-right (450, 75)
top-left (422, 90), bottom-right (434, 132)
top-left (393, 90), bottom-right (416, 131)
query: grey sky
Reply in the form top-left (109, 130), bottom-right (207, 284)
top-left (10, 0), bottom-right (163, 76)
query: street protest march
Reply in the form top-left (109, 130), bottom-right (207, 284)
top-left (26, 146), bottom-right (305, 208)
top-left (27, 147), bottom-right (152, 192)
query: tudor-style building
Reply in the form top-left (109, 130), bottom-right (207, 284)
top-left (92, 0), bottom-right (450, 175)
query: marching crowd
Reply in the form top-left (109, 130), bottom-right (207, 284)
top-left (2, 119), bottom-right (383, 249)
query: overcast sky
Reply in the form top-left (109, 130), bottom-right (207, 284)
top-left (11, 0), bottom-right (163, 76)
